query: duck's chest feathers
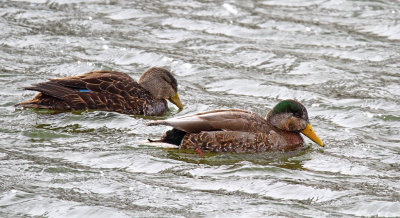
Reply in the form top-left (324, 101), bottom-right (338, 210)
top-left (267, 129), bottom-right (304, 151)
top-left (142, 99), bottom-right (168, 116)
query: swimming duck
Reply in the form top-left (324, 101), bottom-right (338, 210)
top-left (148, 100), bottom-right (323, 153)
top-left (16, 67), bottom-right (184, 116)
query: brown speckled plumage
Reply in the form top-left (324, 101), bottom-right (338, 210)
top-left (148, 100), bottom-right (323, 153)
top-left (16, 67), bottom-right (183, 116)
top-left (180, 130), bottom-right (303, 153)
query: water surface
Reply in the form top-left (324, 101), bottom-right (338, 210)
top-left (1, 0), bottom-right (399, 217)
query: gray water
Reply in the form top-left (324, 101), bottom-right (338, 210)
top-left (1, 0), bottom-right (400, 217)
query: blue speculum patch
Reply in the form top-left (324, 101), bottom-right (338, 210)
top-left (78, 89), bottom-right (91, 92)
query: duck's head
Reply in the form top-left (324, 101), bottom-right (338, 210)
top-left (138, 67), bottom-right (184, 110)
top-left (266, 99), bottom-right (324, 147)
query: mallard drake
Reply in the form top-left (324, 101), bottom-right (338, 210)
top-left (16, 67), bottom-right (184, 116)
top-left (148, 99), bottom-right (323, 153)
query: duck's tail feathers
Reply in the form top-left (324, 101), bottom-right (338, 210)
top-left (148, 128), bottom-right (186, 146)
top-left (24, 82), bottom-right (73, 100)
top-left (147, 120), bottom-right (169, 126)
top-left (15, 101), bottom-right (51, 109)
top-left (16, 82), bottom-right (74, 109)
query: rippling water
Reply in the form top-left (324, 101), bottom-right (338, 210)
top-left (1, 0), bottom-right (400, 217)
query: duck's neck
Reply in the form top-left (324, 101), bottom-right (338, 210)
top-left (266, 112), bottom-right (292, 131)
top-left (273, 128), bottom-right (304, 151)
top-left (137, 80), bottom-right (159, 98)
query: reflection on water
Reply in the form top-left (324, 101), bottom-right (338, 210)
top-left (1, 0), bottom-right (400, 217)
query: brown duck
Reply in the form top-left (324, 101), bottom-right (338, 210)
top-left (148, 100), bottom-right (323, 153)
top-left (16, 67), bottom-right (184, 116)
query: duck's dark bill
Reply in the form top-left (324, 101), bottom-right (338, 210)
top-left (301, 123), bottom-right (324, 147)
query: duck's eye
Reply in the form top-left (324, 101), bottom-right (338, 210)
top-left (294, 112), bottom-right (302, 118)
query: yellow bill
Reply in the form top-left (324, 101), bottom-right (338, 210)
top-left (168, 93), bottom-right (184, 110)
top-left (301, 123), bottom-right (324, 147)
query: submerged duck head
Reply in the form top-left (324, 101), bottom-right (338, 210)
top-left (138, 67), bottom-right (184, 110)
top-left (266, 99), bottom-right (324, 147)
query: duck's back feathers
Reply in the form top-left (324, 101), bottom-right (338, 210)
top-left (17, 70), bottom-right (168, 115)
top-left (148, 109), bottom-right (271, 133)
top-left (50, 71), bottom-right (148, 99)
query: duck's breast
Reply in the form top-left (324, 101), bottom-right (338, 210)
top-left (143, 99), bottom-right (168, 116)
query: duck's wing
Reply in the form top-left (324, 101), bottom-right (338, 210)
top-left (148, 109), bottom-right (270, 133)
top-left (18, 80), bottom-right (104, 110)
top-left (50, 71), bottom-right (148, 98)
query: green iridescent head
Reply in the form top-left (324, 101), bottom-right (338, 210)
top-left (270, 99), bottom-right (309, 122)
